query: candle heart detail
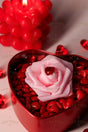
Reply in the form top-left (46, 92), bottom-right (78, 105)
top-left (0, 0), bottom-right (52, 50)
top-left (8, 49), bottom-right (88, 132)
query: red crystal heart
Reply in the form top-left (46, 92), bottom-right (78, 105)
top-left (0, 68), bottom-right (6, 78)
top-left (80, 39), bottom-right (88, 50)
top-left (55, 45), bottom-right (68, 55)
top-left (0, 94), bottom-right (8, 108)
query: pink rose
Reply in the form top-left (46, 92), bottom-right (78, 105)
top-left (25, 55), bottom-right (73, 102)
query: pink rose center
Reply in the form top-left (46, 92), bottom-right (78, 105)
top-left (25, 55), bottom-right (73, 102)
top-left (45, 67), bottom-right (55, 75)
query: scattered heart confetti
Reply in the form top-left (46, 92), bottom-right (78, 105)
top-left (0, 68), bottom-right (6, 78)
top-left (0, 94), bottom-right (9, 108)
top-left (80, 39), bottom-right (88, 50)
top-left (55, 45), bottom-right (68, 55)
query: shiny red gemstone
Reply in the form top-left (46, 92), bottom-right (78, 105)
top-left (30, 91), bottom-right (37, 96)
top-left (80, 78), bottom-right (88, 85)
top-left (56, 101), bottom-right (63, 109)
top-left (55, 45), bottom-right (68, 55)
top-left (0, 94), bottom-right (8, 108)
top-left (78, 70), bottom-right (88, 78)
top-left (77, 90), bottom-right (86, 100)
top-left (45, 67), bottom-right (55, 75)
top-left (30, 56), bottom-right (36, 63)
top-left (0, 94), bottom-right (4, 108)
top-left (23, 93), bottom-right (31, 98)
top-left (31, 102), bottom-right (40, 110)
top-left (0, 69), bottom-right (6, 78)
top-left (64, 98), bottom-right (75, 109)
top-left (46, 101), bottom-right (59, 113)
top-left (56, 45), bottom-right (64, 52)
top-left (26, 97), bottom-right (31, 103)
top-left (31, 96), bottom-right (38, 102)
top-left (79, 61), bottom-right (88, 67)
top-left (22, 87), bottom-right (29, 93)
top-left (80, 39), bottom-right (88, 50)
top-left (59, 98), bottom-right (66, 108)
top-left (17, 71), bottom-right (25, 79)
top-left (80, 39), bottom-right (86, 45)
top-left (21, 63), bottom-right (29, 72)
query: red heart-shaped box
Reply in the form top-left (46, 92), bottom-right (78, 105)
top-left (8, 49), bottom-right (88, 132)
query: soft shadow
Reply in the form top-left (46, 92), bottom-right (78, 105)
top-left (42, 0), bottom-right (87, 50)
top-left (66, 108), bottom-right (88, 131)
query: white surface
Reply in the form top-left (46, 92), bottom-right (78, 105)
top-left (0, 0), bottom-right (88, 132)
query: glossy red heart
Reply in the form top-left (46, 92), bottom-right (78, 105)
top-left (8, 49), bottom-right (88, 132)
top-left (55, 45), bottom-right (68, 55)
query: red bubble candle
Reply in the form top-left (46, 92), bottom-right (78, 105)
top-left (0, 0), bottom-right (52, 50)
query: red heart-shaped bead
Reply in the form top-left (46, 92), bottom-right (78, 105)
top-left (55, 45), bottom-right (68, 55)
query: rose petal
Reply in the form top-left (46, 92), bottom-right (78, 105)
top-left (25, 55), bottom-right (73, 102)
